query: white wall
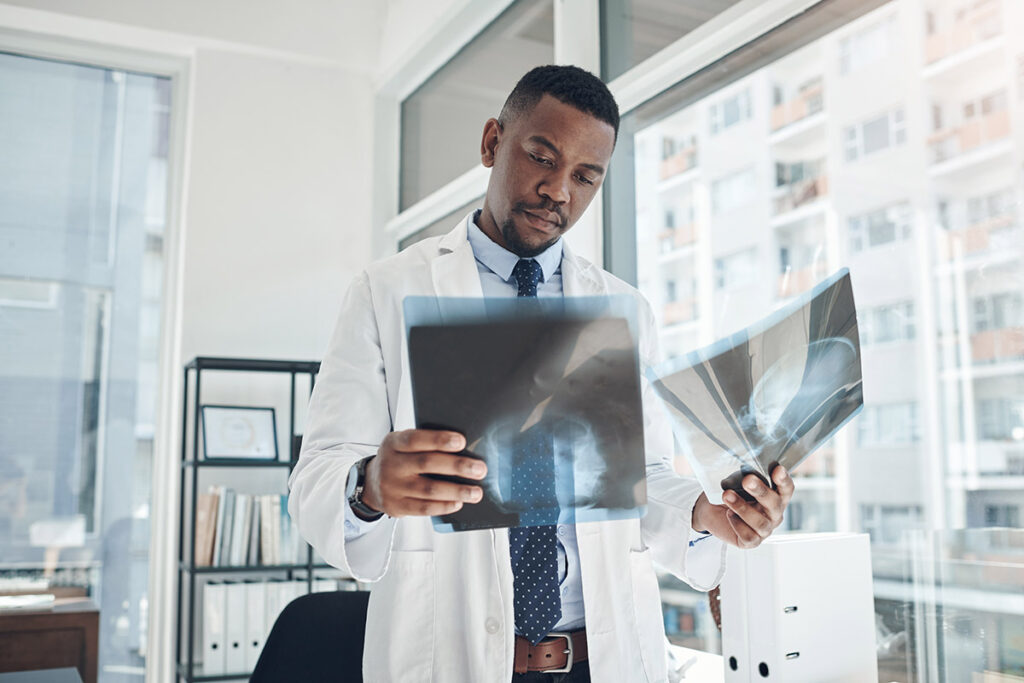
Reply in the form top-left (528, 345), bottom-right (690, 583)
top-left (180, 48), bottom-right (373, 362)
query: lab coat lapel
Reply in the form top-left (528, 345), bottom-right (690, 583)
top-left (430, 219), bottom-right (485, 299)
top-left (561, 240), bottom-right (606, 297)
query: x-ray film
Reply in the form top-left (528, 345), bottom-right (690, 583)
top-left (404, 295), bottom-right (647, 533)
top-left (648, 269), bottom-right (863, 505)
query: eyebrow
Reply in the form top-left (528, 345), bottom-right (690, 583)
top-left (528, 135), bottom-right (606, 175)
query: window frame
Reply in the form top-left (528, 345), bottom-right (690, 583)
top-left (0, 25), bottom-right (192, 683)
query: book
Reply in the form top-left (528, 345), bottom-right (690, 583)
top-left (195, 491), bottom-right (219, 566)
top-left (648, 269), bottom-right (863, 505)
top-left (229, 493), bottom-right (249, 567)
top-left (260, 496), bottom-right (274, 565)
top-left (247, 496), bottom-right (261, 565)
top-left (211, 485), bottom-right (227, 566)
top-left (270, 495), bottom-right (282, 565)
top-left (218, 488), bottom-right (236, 566)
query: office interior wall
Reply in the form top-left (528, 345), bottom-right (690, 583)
top-left (0, 0), bottom-right (381, 68)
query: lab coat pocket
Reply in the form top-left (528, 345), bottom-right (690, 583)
top-left (364, 550), bottom-right (435, 682)
top-left (629, 548), bottom-right (669, 682)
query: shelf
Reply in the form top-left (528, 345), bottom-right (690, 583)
top-left (179, 562), bottom-right (335, 574)
top-left (181, 459), bottom-right (295, 469)
top-left (186, 357), bottom-right (320, 373)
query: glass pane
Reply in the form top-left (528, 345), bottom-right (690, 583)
top-left (601, 0), bottom-right (744, 81)
top-left (398, 197), bottom-right (483, 251)
top-left (399, 0), bottom-right (553, 210)
top-left (0, 52), bottom-right (171, 681)
top-left (621, 0), bottom-right (1024, 673)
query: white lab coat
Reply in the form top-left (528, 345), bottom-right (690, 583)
top-left (288, 216), bottom-right (726, 682)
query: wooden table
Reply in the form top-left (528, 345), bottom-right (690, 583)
top-left (0, 599), bottom-right (98, 683)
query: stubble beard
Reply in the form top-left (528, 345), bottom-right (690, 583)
top-left (500, 213), bottom-right (561, 258)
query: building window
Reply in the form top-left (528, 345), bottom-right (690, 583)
top-left (848, 203), bottom-right (912, 252)
top-left (976, 398), bottom-right (1024, 441)
top-left (709, 88), bottom-right (752, 135)
top-left (714, 248), bottom-right (758, 290)
top-left (711, 167), bottom-right (756, 213)
top-left (984, 504), bottom-right (1021, 527)
top-left (861, 301), bottom-right (916, 346)
top-left (971, 292), bottom-right (1024, 333)
top-left (858, 403), bottom-right (920, 447)
top-left (860, 504), bottom-right (924, 544)
top-left (839, 14), bottom-right (896, 75)
top-left (844, 108), bottom-right (906, 161)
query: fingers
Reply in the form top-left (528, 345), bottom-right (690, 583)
top-left (390, 428), bottom-right (465, 454)
top-left (722, 489), bottom-right (774, 545)
top-left (372, 429), bottom-right (488, 518)
top-left (399, 451), bottom-right (487, 480)
top-left (771, 465), bottom-right (795, 502)
top-left (393, 498), bottom-right (465, 517)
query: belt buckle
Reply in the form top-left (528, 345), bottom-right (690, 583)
top-left (544, 632), bottom-right (573, 674)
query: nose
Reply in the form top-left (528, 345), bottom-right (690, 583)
top-left (538, 169), bottom-right (571, 205)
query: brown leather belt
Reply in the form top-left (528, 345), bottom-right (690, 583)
top-left (513, 630), bottom-right (588, 674)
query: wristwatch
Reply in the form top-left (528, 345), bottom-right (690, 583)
top-left (348, 455), bottom-right (384, 521)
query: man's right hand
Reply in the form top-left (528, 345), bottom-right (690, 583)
top-left (360, 429), bottom-right (486, 518)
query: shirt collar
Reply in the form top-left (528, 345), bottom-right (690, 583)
top-left (467, 209), bottom-right (563, 283)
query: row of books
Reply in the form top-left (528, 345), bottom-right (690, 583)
top-left (201, 578), bottom-right (345, 674)
top-left (195, 488), bottom-right (304, 567)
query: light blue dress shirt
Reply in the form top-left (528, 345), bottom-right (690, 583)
top-left (344, 210), bottom-right (585, 631)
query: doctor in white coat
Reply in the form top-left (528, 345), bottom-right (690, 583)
top-left (288, 65), bottom-right (795, 683)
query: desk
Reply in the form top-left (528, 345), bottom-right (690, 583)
top-left (0, 599), bottom-right (98, 683)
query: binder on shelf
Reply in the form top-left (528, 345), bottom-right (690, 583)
top-left (260, 497), bottom-right (274, 564)
top-left (224, 581), bottom-right (247, 673)
top-left (202, 581), bottom-right (226, 675)
top-left (244, 580), bottom-right (267, 670)
top-left (270, 495), bottom-right (282, 564)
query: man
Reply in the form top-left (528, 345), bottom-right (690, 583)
top-left (288, 65), bottom-right (794, 683)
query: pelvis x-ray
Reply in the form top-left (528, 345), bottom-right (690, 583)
top-left (649, 269), bottom-right (863, 505)
top-left (404, 296), bottom-right (647, 533)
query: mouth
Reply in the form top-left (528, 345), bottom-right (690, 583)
top-left (520, 209), bottom-right (562, 232)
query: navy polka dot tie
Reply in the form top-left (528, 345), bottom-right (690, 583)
top-left (509, 258), bottom-right (561, 645)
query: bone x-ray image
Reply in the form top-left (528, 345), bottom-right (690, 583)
top-left (404, 295), bottom-right (647, 533)
top-left (648, 269), bottom-right (863, 505)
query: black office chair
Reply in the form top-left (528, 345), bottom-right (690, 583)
top-left (250, 590), bottom-right (369, 683)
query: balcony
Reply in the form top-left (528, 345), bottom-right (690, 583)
top-left (663, 298), bottom-right (698, 326)
top-left (938, 214), bottom-right (1021, 261)
top-left (924, 0), bottom-right (1001, 65)
top-left (971, 327), bottom-right (1024, 364)
top-left (774, 175), bottom-right (828, 216)
top-left (777, 263), bottom-right (827, 299)
top-left (659, 143), bottom-right (699, 181)
top-left (928, 109), bottom-right (1011, 164)
top-left (770, 78), bottom-right (824, 132)
top-left (657, 222), bottom-right (698, 253)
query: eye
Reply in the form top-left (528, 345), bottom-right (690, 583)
top-left (576, 174), bottom-right (595, 186)
top-left (529, 152), bottom-right (553, 166)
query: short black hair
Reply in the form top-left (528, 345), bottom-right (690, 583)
top-left (498, 65), bottom-right (619, 142)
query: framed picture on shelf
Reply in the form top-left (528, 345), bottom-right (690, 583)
top-left (201, 405), bottom-right (279, 460)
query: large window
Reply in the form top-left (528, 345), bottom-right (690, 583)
top-left (622, 0), bottom-right (1024, 675)
top-left (0, 52), bottom-right (171, 680)
top-left (399, 0), bottom-right (553, 210)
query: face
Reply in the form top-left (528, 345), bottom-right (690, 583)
top-left (478, 94), bottom-right (616, 257)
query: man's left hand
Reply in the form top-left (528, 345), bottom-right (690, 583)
top-left (691, 465), bottom-right (795, 549)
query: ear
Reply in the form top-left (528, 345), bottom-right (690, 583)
top-left (480, 118), bottom-right (503, 168)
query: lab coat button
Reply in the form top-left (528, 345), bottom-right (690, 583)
top-left (485, 617), bottom-right (500, 634)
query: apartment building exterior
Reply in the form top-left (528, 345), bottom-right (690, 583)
top-left (633, 0), bottom-right (1023, 674)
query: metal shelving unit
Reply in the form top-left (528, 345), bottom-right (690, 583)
top-left (175, 357), bottom-right (330, 682)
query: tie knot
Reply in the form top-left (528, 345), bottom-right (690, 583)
top-left (512, 259), bottom-right (544, 298)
